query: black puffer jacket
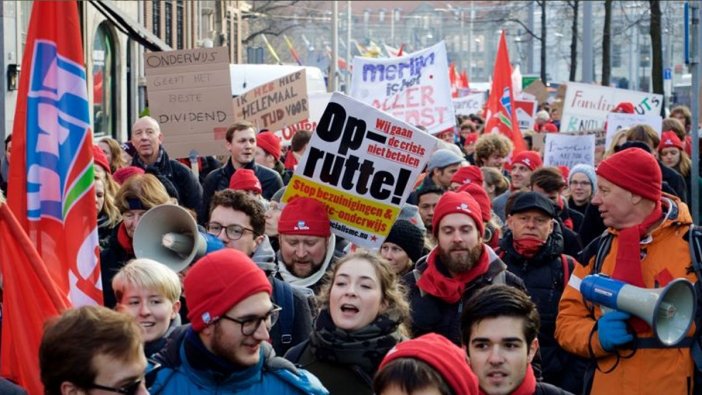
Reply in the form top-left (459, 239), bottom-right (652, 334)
top-left (99, 224), bottom-right (134, 309)
top-left (499, 222), bottom-right (586, 394)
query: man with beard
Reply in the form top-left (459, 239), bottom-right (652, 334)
top-left (403, 191), bottom-right (525, 344)
top-left (148, 249), bottom-right (327, 394)
top-left (276, 197), bottom-right (336, 296)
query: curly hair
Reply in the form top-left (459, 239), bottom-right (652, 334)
top-left (474, 133), bottom-right (513, 166)
top-left (95, 176), bottom-right (121, 227)
top-left (209, 189), bottom-right (266, 236)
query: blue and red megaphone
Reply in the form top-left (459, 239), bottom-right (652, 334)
top-left (580, 274), bottom-right (697, 346)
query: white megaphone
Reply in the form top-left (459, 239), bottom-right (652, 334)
top-left (133, 204), bottom-right (223, 272)
top-left (580, 274), bottom-right (697, 346)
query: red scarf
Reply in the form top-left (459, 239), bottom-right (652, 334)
top-left (417, 246), bottom-right (490, 304)
top-left (610, 200), bottom-right (663, 333)
top-left (117, 222), bottom-right (134, 256)
top-left (513, 237), bottom-right (545, 259)
top-left (479, 364), bottom-right (537, 395)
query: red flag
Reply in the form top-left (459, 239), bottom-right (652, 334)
top-left (397, 44), bottom-right (404, 57)
top-left (460, 70), bottom-right (470, 89)
top-left (449, 63), bottom-right (459, 98)
top-left (484, 32), bottom-right (527, 153)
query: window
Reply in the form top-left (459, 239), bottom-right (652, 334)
top-left (93, 23), bottom-right (116, 137)
top-left (165, 0), bottom-right (172, 47)
top-left (176, 0), bottom-right (184, 49)
top-left (152, 1), bottom-right (161, 36)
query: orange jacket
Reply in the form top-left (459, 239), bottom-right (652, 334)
top-left (556, 196), bottom-right (697, 395)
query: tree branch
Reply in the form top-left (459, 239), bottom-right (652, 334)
top-left (506, 18), bottom-right (543, 41)
top-left (243, 24), bottom-right (298, 44)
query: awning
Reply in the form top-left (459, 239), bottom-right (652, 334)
top-left (88, 0), bottom-right (171, 52)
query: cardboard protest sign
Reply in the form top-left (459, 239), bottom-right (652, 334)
top-left (233, 70), bottom-right (308, 133)
top-left (349, 41), bottom-right (455, 135)
top-left (604, 113), bottom-right (663, 149)
top-left (283, 93), bottom-right (438, 249)
top-left (560, 82), bottom-right (663, 132)
top-left (145, 47), bottom-right (234, 158)
top-left (523, 80), bottom-right (549, 104)
top-left (514, 99), bottom-right (537, 130)
top-left (453, 92), bottom-right (485, 116)
top-left (544, 133), bottom-right (596, 168)
top-left (277, 92), bottom-right (332, 144)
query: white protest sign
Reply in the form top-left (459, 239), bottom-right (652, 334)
top-left (514, 99), bottom-right (537, 131)
top-left (560, 82), bottom-right (663, 132)
top-left (604, 113), bottom-right (663, 149)
top-left (544, 133), bottom-right (596, 168)
top-left (453, 92), bottom-right (486, 116)
top-left (282, 92), bottom-right (438, 249)
top-left (350, 41), bottom-right (455, 135)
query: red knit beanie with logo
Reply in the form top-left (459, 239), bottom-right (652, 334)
top-left (511, 151), bottom-right (542, 171)
top-left (432, 191), bottom-right (484, 237)
top-left (458, 182), bottom-right (492, 222)
top-left (450, 165), bottom-right (484, 187)
top-left (113, 166), bottom-right (145, 185)
top-left (379, 333), bottom-right (480, 395)
top-left (659, 131), bottom-right (684, 152)
top-left (229, 169), bottom-right (262, 194)
top-left (257, 131), bottom-right (282, 161)
top-left (278, 197), bottom-right (331, 237)
top-left (596, 147), bottom-right (662, 202)
top-left (185, 249), bottom-right (272, 332)
top-left (92, 145), bottom-right (112, 174)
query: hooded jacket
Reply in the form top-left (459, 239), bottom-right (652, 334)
top-left (556, 196), bottom-right (697, 395)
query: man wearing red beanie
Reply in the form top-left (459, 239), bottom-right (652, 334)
top-left (404, 191), bottom-right (524, 344)
top-left (255, 131), bottom-right (287, 181)
top-left (493, 150), bottom-right (543, 222)
top-left (229, 168), bottom-right (263, 197)
top-left (557, 147), bottom-right (698, 395)
top-left (149, 249), bottom-right (327, 394)
top-left (276, 197), bottom-right (336, 294)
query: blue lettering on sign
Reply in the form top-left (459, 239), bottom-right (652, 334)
top-left (362, 52), bottom-right (436, 82)
top-left (25, 40), bottom-right (90, 221)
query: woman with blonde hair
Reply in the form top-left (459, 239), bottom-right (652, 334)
top-left (285, 252), bottom-right (409, 395)
top-left (95, 175), bottom-right (121, 249)
top-left (98, 137), bottom-right (127, 173)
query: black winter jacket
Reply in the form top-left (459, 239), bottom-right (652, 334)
top-left (132, 149), bottom-right (203, 212)
top-left (99, 224), bottom-right (134, 308)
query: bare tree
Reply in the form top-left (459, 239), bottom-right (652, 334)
top-left (539, 0), bottom-right (547, 82)
top-left (649, 0), bottom-right (663, 96)
top-left (242, 1), bottom-right (302, 45)
top-left (568, 0), bottom-right (579, 81)
top-left (602, 0), bottom-right (612, 86)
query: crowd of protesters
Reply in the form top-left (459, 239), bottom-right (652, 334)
top-left (1, 100), bottom-right (702, 395)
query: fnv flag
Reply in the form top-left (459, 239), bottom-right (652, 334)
top-left (7, 0), bottom-right (102, 306)
top-left (484, 32), bottom-right (527, 153)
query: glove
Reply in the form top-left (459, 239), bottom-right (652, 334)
top-left (597, 310), bottom-right (634, 352)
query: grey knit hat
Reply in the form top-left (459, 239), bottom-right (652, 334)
top-left (427, 149), bottom-right (464, 172)
top-left (568, 164), bottom-right (597, 191)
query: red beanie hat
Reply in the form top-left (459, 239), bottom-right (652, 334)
top-left (659, 131), bottom-right (684, 152)
top-left (612, 101), bottom-right (635, 114)
top-left (511, 151), bottom-right (542, 171)
top-left (379, 333), bottom-right (479, 395)
top-left (450, 165), bottom-right (484, 187)
top-left (278, 197), bottom-right (331, 237)
top-left (464, 133), bottom-right (479, 146)
top-left (596, 147), bottom-right (662, 202)
top-left (557, 165), bottom-right (570, 182)
top-left (458, 183), bottom-right (492, 222)
top-left (432, 191), bottom-right (484, 237)
top-left (229, 169), bottom-right (262, 194)
top-left (257, 131), bottom-right (282, 161)
top-left (542, 123), bottom-right (558, 133)
top-left (113, 166), bottom-right (145, 185)
top-left (185, 249), bottom-right (272, 331)
top-left (92, 145), bottom-right (112, 174)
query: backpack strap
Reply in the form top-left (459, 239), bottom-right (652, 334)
top-left (560, 254), bottom-right (574, 289)
top-left (592, 232), bottom-right (613, 275)
top-left (273, 278), bottom-right (295, 345)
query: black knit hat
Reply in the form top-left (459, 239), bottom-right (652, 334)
top-left (384, 219), bottom-right (426, 263)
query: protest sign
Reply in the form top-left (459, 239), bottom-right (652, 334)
top-left (453, 92), bottom-right (485, 116)
top-left (349, 41), bottom-right (455, 135)
top-left (560, 82), bottom-right (663, 132)
top-left (277, 92), bottom-right (331, 144)
top-left (544, 133), bottom-right (596, 168)
top-left (604, 113), bottom-right (663, 149)
top-left (145, 47), bottom-right (234, 158)
top-left (233, 70), bottom-right (308, 133)
top-left (523, 80), bottom-right (549, 104)
top-left (282, 92), bottom-right (438, 249)
top-left (515, 99), bottom-right (537, 130)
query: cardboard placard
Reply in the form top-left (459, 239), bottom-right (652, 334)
top-left (453, 92), bottom-right (486, 116)
top-left (515, 99), bottom-right (537, 131)
top-left (277, 92), bottom-right (332, 145)
top-left (523, 80), bottom-right (549, 104)
top-left (543, 133), bottom-right (596, 168)
top-left (560, 82), bottom-right (663, 133)
top-left (233, 70), bottom-right (308, 133)
top-left (145, 47), bottom-right (234, 158)
top-left (604, 113), bottom-right (663, 149)
top-left (350, 42), bottom-right (455, 135)
top-left (283, 92), bottom-right (438, 249)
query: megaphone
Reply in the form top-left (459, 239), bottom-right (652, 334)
top-left (133, 204), bottom-right (223, 272)
top-left (580, 274), bottom-right (697, 346)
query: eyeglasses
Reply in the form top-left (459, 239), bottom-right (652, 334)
top-left (220, 305), bottom-right (282, 336)
top-left (89, 378), bottom-right (143, 395)
top-left (206, 222), bottom-right (257, 240)
top-left (569, 180), bottom-right (591, 187)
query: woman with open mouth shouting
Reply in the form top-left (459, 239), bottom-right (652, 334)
top-left (284, 252), bottom-right (410, 395)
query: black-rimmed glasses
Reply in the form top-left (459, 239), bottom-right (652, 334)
top-left (220, 305), bottom-right (282, 336)
top-left (89, 378), bottom-right (143, 395)
top-left (206, 222), bottom-right (257, 240)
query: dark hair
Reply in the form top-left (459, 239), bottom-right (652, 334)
top-left (40, 306), bottom-right (143, 395)
top-left (670, 105), bottom-right (692, 128)
top-left (504, 191), bottom-right (525, 217)
top-left (461, 284), bottom-right (540, 348)
top-left (626, 124), bottom-right (661, 150)
top-left (417, 185), bottom-right (445, 202)
top-left (210, 189), bottom-right (265, 236)
top-left (291, 130), bottom-right (313, 153)
top-left (4, 134), bottom-right (11, 145)
top-left (374, 358), bottom-right (455, 395)
top-left (662, 118), bottom-right (687, 141)
top-left (225, 120), bottom-right (256, 143)
top-left (529, 167), bottom-right (566, 193)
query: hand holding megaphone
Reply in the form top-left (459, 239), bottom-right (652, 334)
top-left (580, 274), bottom-right (697, 347)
